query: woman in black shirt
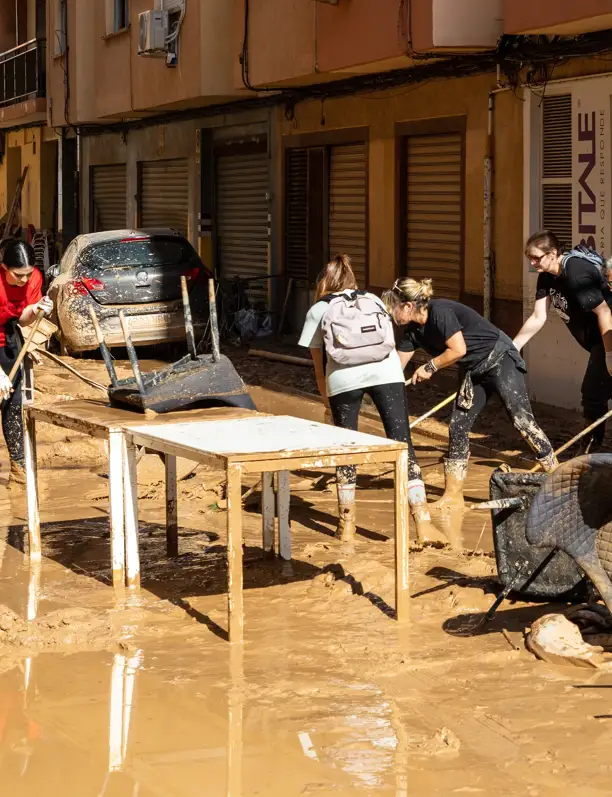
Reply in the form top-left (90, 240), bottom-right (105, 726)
top-left (383, 277), bottom-right (556, 542)
top-left (515, 229), bottom-right (612, 453)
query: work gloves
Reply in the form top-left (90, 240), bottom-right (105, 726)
top-left (0, 372), bottom-right (11, 401)
top-left (35, 296), bottom-right (54, 316)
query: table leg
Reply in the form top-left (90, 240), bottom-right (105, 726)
top-left (227, 464), bottom-right (244, 644)
top-left (108, 430), bottom-right (126, 589)
top-left (394, 449), bottom-right (410, 622)
top-left (123, 435), bottom-right (141, 589)
top-left (277, 470), bottom-right (291, 562)
top-left (24, 414), bottom-right (41, 561)
top-left (261, 471), bottom-right (275, 554)
top-left (164, 454), bottom-right (179, 558)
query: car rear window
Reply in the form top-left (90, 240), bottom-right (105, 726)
top-left (81, 238), bottom-right (197, 270)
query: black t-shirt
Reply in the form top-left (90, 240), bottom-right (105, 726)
top-left (535, 256), bottom-right (612, 351)
top-left (398, 298), bottom-right (500, 370)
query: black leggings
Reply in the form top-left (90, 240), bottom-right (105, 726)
top-left (582, 343), bottom-right (612, 446)
top-left (329, 382), bottom-right (421, 483)
top-left (0, 348), bottom-right (24, 465)
top-left (448, 352), bottom-right (553, 463)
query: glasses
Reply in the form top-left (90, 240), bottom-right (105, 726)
top-left (526, 252), bottom-right (547, 265)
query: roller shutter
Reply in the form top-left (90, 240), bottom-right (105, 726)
top-left (285, 148), bottom-right (308, 281)
top-left (139, 159), bottom-right (189, 237)
top-left (542, 94), bottom-right (572, 250)
top-left (91, 164), bottom-right (126, 232)
top-left (215, 151), bottom-right (269, 305)
top-left (405, 133), bottom-right (463, 299)
top-left (328, 143), bottom-right (367, 286)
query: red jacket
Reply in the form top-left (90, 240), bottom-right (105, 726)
top-left (0, 268), bottom-right (43, 347)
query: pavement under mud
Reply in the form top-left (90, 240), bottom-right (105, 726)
top-left (0, 354), bottom-right (611, 796)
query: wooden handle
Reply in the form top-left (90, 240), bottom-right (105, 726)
top-left (409, 392), bottom-right (457, 430)
top-left (8, 310), bottom-right (45, 384)
top-left (529, 406), bottom-right (612, 472)
top-left (208, 278), bottom-right (221, 362)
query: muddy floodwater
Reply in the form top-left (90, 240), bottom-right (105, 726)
top-left (0, 358), bottom-right (611, 796)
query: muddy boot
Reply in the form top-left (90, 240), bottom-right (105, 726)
top-left (9, 460), bottom-right (26, 487)
top-left (408, 479), bottom-right (448, 548)
top-left (537, 450), bottom-right (559, 473)
top-left (336, 484), bottom-right (356, 544)
top-left (428, 458), bottom-right (469, 549)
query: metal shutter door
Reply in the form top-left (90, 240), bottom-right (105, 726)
top-left (140, 159), bottom-right (189, 237)
top-left (406, 133), bottom-right (463, 299)
top-left (542, 95), bottom-right (572, 250)
top-left (216, 151), bottom-right (269, 304)
top-left (328, 143), bottom-right (367, 286)
top-left (91, 164), bottom-right (126, 231)
top-left (285, 148), bottom-right (308, 281)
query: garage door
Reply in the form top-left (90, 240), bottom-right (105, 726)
top-left (91, 164), bottom-right (127, 232)
top-left (139, 159), bottom-right (189, 237)
top-left (405, 133), bottom-right (464, 299)
top-left (328, 143), bottom-right (367, 286)
top-left (215, 151), bottom-right (269, 305)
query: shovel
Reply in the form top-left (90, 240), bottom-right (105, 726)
top-left (2, 309), bottom-right (46, 401)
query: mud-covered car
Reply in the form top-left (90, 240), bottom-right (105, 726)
top-left (47, 229), bottom-right (211, 353)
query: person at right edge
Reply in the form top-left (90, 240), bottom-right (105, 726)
top-left (0, 240), bottom-right (53, 485)
top-left (516, 230), bottom-right (612, 454)
top-left (383, 277), bottom-right (557, 545)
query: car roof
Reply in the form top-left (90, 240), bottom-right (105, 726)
top-left (72, 229), bottom-right (185, 253)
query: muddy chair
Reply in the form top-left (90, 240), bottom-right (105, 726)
top-left (525, 454), bottom-right (612, 614)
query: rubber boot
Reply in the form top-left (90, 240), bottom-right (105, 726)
top-left (408, 479), bottom-right (448, 548)
top-left (336, 483), bottom-right (356, 544)
top-left (428, 458), bottom-right (469, 549)
top-left (9, 460), bottom-right (26, 487)
top-left (537, 450), bottom-right (559, 473)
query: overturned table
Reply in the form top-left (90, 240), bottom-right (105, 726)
top-left (123, 415), bottom-right (410, 643)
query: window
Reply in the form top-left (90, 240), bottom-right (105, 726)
top-left (114, 0), bottom-right (129, 31)
top-left (54, 0), bottom-right (66, 56)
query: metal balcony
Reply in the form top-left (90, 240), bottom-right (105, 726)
top-left (0, 38), bottom-right (46, 108)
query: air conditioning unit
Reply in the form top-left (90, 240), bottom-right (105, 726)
top-left (138, 10), bottom-right (168, 56)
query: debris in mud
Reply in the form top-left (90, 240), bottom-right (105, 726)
top-left (525, 614), bottom-right (606, 669)
top-left (0, 605), bottom-right (113, 651)
top-left (416, 726), bottom-right (461, 757)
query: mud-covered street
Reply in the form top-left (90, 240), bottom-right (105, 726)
top-left (0, 353), bottom-right (608, 796)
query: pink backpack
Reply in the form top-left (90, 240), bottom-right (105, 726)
top-left (320, 291), bottom-right (395, 366)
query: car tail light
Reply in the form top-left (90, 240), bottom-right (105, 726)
top-left (182, 266), bottom-right (200, 282)
top-left (82, 277), bottom-right (105, 291)
top-left (119, 236), bottom-right (150, 243)
top-left (67, 278), bottom-right (105, 296)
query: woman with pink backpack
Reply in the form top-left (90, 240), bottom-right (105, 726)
top-left (298, 254), bottom-right (444, 547)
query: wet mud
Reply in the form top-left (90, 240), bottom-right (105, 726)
top-left (1, 355), bottom-right (611, 795)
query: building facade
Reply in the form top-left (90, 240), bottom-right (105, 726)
top-left (43, 0), bottom-right (612, 410)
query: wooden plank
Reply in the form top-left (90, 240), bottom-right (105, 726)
top-left (108, 430), bottom-right (126, 589)
top-left (261, 471), bottom-right (275, 554)
top-left (227, 463), bottom-right (244, 644)
top-left (240, 450), bottom-right (402, 474)
top-left (24, 414), bottom-right (41, 561)
top-left (165, 455), bottom-right (179, 558)
top-left (394, 450), bottom-right (410, 623)
top-left (123, 434), bottom-right (140, 589)
top-left (277, 471), bottom-right (291, 562)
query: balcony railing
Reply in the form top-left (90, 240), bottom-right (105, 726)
top-left (0, 38), bottom-right (46, 108)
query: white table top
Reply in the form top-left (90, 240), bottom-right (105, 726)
top-left (126, 415), bottom-right (403, 458)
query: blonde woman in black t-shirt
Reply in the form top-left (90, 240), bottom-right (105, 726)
top-left (383, 277), bottom-right (556, 543)
top-left (516, 229), bottom-right (612, 453)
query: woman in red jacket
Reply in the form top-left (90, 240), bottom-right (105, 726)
top-left (0, 241), bottom-right (52, 484)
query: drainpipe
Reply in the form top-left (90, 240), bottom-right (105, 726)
top-left (483, 89), bottom-right (494, 320)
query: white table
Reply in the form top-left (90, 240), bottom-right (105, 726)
top-left (23, 400), bottom-right (264, 588)
top-left (123, 415), bottom-right (410, 643)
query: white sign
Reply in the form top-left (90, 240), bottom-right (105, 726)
top-left (573, 84), bottom-right (611, 255)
